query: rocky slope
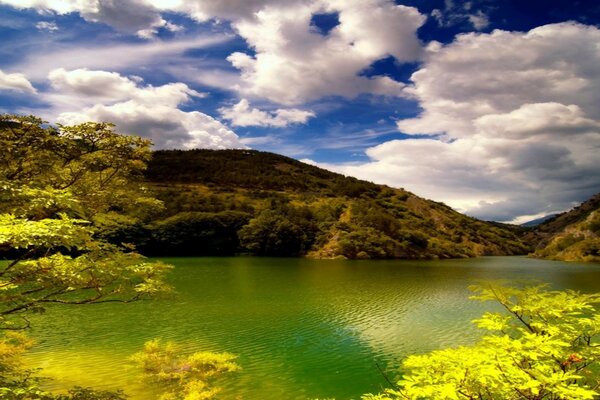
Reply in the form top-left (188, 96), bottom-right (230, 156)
top-left (529, 193), bottom-right (600, 262)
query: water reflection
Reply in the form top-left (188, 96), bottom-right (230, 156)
top-left (26, 256), bottom-right (600, 399)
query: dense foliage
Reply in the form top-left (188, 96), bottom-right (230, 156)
top-left (0, 115), bottom-right (172, 329)
top-left (142, 150), bottom-right (531, 259)
top-left (0, 115), bottom-right (172, 398)
top-left (529, 193), bottom-right (600, 262)
top-left (364, 284), bottom-right (600, 400)
top-left (146, 149), bottom-right (382, 197)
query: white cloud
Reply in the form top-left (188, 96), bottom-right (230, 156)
top-left (18, 35), bottom-right (233, 80)
top-left (4, 0), bottom-right (425, 104)
top-left (226, 0), bottom-right (425, 104)
top-left (473, 103), bottom-right (600, 139)
top-left (399, 23), bottom-right (600, 137)
top-left (35, 21), bottom-right (58, 31)
top-left (48, 68), bottom-right (205, 106)
top-left (0, 70), bottom-right (36, 93)
top-left (219, 99), bottom-right (314, 127)
top-left (1, 0), bottom-right (169, 38)
top-left (49, 68), bottom-right (244, 150)
top-left (468, 11), bottom-right (489, 30)
top-left (59, 102), bottom-right (244, 149)
top-left (317, 23), bottom-right (600, 222)
top-left (149, 0), bottom-right (301, 22)
top-left (431, 1), bottom-right (489, 31)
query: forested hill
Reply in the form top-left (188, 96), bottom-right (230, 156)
top-left (529, 193), bottom-right (600, 262)
top-left (146, 149), bottom-right (382, 196)
top-left (135, 149), bottom-right (531, 259)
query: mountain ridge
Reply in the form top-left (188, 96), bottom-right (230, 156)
top-left (138, 149), bottom-right (531, 259)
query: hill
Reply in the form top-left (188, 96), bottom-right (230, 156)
top-left (529, 193), bottom-right (600, 262)
top-left (125, 149), bottom-right (531, 259)
top-left (521, 214), bottom-right (559, 228)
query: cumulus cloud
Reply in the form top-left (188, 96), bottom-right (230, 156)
top-left (150, 0), bottom-right (303, 22)
top-left (1, 0), bottom-right (171, 38)
top-left (227, 0), bottom-right (425, 104)
top-left (219, 99), bottom-right (314, 127)
top-left (49, 68), bottom-right (244, 149)
top-left (320, 22), bottom-right (600, 222)
top-left (3, 0), bottom-right (425, 104)
top-left (0, 70), bottom-right (36, 93)
top-left (48, 68), bottom-right (205, 105)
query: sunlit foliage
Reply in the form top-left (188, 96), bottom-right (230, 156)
top-left (130, 339), bottom-right (240, 400)
top-left (0, 114), bottom-right (172, 397)
top-left (363, 284), bottom-right (600, 400)
top-left (143, 149), bottom-right (531, 259)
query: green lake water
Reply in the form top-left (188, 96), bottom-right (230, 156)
top-left (25, 256), bottom-right (600, 399)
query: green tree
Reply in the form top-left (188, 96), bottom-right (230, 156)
top-left (239, 205), bottom-right (317, 256)
top-left (146, 211), bottom-right (250, 256)
top-left (0, 115), bottom-right (172, 397)
top-left (364, 284), bottom-right (600, 400)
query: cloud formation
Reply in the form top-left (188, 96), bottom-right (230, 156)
top-left (219, 99), bottom-right (314, 127)
top-left (323, 22), bottom-right (600, 222)
top-left (227, 0), bottom-right (425, 104)
top-left (50, 68), bottom-right (244, 149)
top-left (431, 0), bottom-right (490, 31)
top-left (0, 69), bottom-right (36, 93)
top-left (18, 35), bottom-right (232, 81)
top-left (1, 0), bottom-right (424, 104)
top-left (1, 2), bottom-right (599, 222)
top-left (1, 0), bottom-right (170, 38)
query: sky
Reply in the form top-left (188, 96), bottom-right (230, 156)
top-left (1, 0), bottom-right (599, 223)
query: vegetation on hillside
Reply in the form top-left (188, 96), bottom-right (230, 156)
top-left (140, 149), bottom-right (531, 259)
top-left (529, 193), bottom-right (600, 262)
top-left (1, 114), bottom-right (598, 399)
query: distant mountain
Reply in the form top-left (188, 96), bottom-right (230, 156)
top-left (521, 214), bottom-right (559, 228)
top-left (528, 193), bottom-right (600, 262)
top-left (136, 149), bottom-right (531, 259)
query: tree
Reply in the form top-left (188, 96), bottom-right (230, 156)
top-left (364, 284), bottom-right (600, 400)
top-left (238, 206), bottom-right (317, 256)
top-left (146, 211), bottom-right (251, 256)
top-left (0, 115), bottom-right (172, 396)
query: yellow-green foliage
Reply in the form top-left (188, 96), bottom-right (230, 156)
top-left (0, 115), bottom-right (172, 329)
top-left (0, 114), bottom-right (172, 398)
top-left (534, 210), bottom-right (600, 262)
top-left (363, 284), bottom-right (600, 400)
top-left (130, 339), bottom-right (240, 400)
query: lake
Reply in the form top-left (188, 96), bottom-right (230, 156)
top-left (25, 256), bottom-right (600, 399)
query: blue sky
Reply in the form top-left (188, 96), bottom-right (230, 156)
top-left (1, 0), bottom-right (599, 223)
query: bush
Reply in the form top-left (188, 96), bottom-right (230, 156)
top-left (363, 284), bottom-right (600, 400)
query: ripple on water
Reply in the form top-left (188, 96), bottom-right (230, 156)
top-left (25, 257), bottom-right (600, 399)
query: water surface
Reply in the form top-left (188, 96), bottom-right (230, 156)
top-left (26, 256), bottom-right (600, 399)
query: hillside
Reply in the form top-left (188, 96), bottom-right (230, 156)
top-left (529, 193), bottom-right (600, 262)
top-left (521, 214), bottom-right (559, 228)
top-left (123, 149), bottom-right (532, 259)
